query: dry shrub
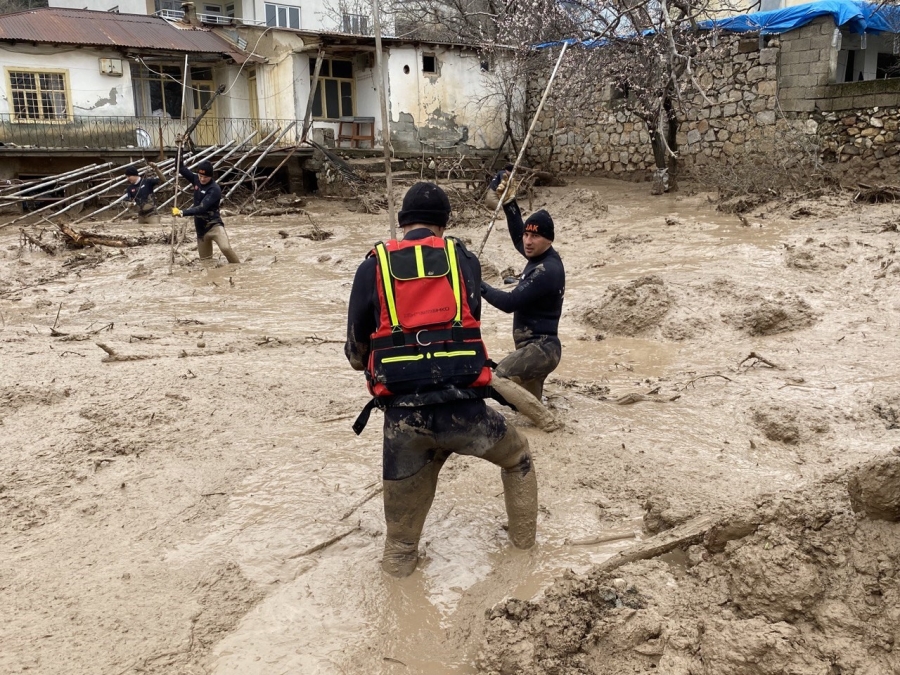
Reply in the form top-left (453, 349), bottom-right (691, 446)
top-left (689, 124), bottom-right (840, 212)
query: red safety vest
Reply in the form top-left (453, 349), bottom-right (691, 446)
top-left (365, 236), bottom-right (492, 399)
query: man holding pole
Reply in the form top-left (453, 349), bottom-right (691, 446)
top-left (172, 160), bottom-right (240, 264)
top-left (123, 163), bottom-right (165, 225)
top-left (345, 182), bottom-right (537, 578)
top-left (480, 173), bottom-right (565, 403)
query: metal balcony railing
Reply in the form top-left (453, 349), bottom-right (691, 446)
top-left (0, 115), bottom-right (303, 151)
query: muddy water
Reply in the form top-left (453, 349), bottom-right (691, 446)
top-left (1, 181), bottom-right (811, 674)
top-left (110, 184), bottom-right (802, 674)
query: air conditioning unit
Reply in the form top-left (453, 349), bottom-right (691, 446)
top-left (99, 58), bottom-right (123, 76)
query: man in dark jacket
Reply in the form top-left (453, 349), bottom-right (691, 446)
top-left (345, 181), bottom-right (537, 578)
top-left (123, 164), bottom-right (165, 225)
top-left (481, 172), bottom-right (565, 401)
top-left (172, 160), bottom-right (240, 264)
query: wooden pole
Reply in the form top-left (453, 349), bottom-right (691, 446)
top-left (371, 0), bottom-right (396, 240)
top-left (301, 47), bottom-right (325, 143)
top-left (477, 42), bottom-right (569, 257)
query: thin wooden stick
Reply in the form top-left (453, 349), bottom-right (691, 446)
top-left (478, 41), bottom-right (570, 256)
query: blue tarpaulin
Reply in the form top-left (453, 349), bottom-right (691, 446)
top-left (535, 0), bottom-right (900, 49)
top-left (697, 0), bottom-right (899, 35)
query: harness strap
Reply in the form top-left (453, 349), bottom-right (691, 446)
top-left (371, 327), bottom-right (482, 350)
top-left (352, 398), bottom-right (383, 435)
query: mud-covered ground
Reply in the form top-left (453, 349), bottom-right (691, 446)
top-left (2, 178), bottom-right (899, 674)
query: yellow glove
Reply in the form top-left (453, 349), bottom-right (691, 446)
top-left (495, 176), bottom-right (519, 205)
top-left (171, 207), bottom-right (183, 217)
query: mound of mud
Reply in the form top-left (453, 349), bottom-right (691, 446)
top-left (478, 467), bottom-right (900, 675)
top-left (751, 405), bottom-right (830, 445)
top-left (583, 276), bottom-right (673, 337)
top-left (784, 237), bottom-right (852, 271)
top-left (727, 292), bottom-right (818, 336)
top-left (547, 188), bottom-right (609, 222)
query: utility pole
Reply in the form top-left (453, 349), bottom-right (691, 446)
top-left (371, 0), bottom-right (396, 239)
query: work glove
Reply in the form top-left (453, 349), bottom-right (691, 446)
top-left (171, 207), bottom-right (183, 217)
top-left (480, 281), bottom-right (491, 296)
top-left (495, 173), bottom-right (519, 205)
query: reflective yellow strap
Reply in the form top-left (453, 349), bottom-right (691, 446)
top-left (415, 245), bottom-right (425, 278)
top-left (434, 350), bottom-right (477, 358)
top-left (375, 243), bottom-right (400, 328)
top-left (445, 239), bottom-right (462, 323)
top-left (382, 354), bottom-right (424, 363)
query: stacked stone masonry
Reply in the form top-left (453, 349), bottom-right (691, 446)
top-left (525, 17), bottom-right (900, 180)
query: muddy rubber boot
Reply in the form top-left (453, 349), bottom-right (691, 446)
top-left (381, 461), bottom-right (441, 578)
top-left (501, 458), bottom-right (538, 549)
top-left (491, 376), bottom-right (560, 432)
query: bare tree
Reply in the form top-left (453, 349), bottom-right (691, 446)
top-left (0, 0), bottom-right (47, 14)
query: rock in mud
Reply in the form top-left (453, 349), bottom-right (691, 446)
top-left (847, 454), bottom-right (900, 521)
top-left (729, 292), bottom-right (817, 335)
top-left (583, 275), bottom-right (673, 336)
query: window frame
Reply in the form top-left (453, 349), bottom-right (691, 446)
top-left (309, 57), bottom-right (354, 120)
top-left (5, 67), bottom-right (72, 123)
top-left (422, 53), bottom-right (437, 74)
top-left (264, 2), bottom-right (300, 29)
top-left (130, 63), bottom-right (185, 119)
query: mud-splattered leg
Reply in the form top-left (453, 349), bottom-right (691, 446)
top-left (382, 458), bottom-right (443, 577)
top-left (482, 426), bottom-right (537, 548)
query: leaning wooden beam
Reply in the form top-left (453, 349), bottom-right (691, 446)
top-left (225, 122), bottom-right (297, 200)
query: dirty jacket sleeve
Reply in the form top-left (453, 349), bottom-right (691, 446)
top-left (481, 258), bottom-right (563, 315)
top-left (178, 163), bottom-right (197, 186)
top-left (345, 256), bottom-right (378, 371)
top-left (502, 201), bottom-right (527, 258)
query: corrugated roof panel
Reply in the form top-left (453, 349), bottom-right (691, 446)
top-left (0, 8), bottom-right (258, 62)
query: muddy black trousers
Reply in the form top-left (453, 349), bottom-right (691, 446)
top-left (380, 399), bottom-right (537, 576)
top-left (495, 335), bottom-right (561, 399)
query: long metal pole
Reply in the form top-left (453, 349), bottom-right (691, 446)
top-left (371, 0), bottom-right (395, 240)
top-left (224, 122), bottom-right (295, 199)
top-left (0, 163), bottom-right (111, 200)
top-left (478, 42), bottom-right (569, 256)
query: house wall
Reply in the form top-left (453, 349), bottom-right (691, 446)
top-left (0, 44), bottom-right (136, 118)
top-left (49, 0), bottom-right (150, 13)
top-left (386, 45), bottom-right (509, 154)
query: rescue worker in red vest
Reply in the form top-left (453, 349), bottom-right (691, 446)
top-left (345, 182), bottom-right (538, 578)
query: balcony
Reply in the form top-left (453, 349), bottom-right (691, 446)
top-left (0, 115), bottom-right (303, 153)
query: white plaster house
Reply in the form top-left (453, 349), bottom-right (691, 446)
top-left (225, 23), bottom-right (522, 154)
top-left (0, 6), bottom-right (522, 160)
top-left (0, 7), bottom-right (262, 154)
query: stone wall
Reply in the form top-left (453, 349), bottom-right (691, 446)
top-left (525, 17), bottom-right (900, 181)
top-left (818, 107), bottom-right (900, 178)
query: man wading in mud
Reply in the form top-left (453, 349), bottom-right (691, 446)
top-left (123, 163), bottom-right (165, 225)
top-left (481, 170), bottom-right (565, 402)
top-left (345, 181), bottom-right (538, 577)
top-left (172, 160), bottom-right (240, 264)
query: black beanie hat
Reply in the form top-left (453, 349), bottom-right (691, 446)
top-left (196, 161), bottom-right (215, 177)
top-left (398, 182), bottom-right (451, 228)
top-left (524, 209), bottom-right (554, 241)
top-left (124, 166), bottom-right (139, 176)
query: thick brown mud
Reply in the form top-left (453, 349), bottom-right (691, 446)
top-left (1, 180), bottom-right (899, 674)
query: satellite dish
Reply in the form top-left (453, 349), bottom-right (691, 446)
top-left (135, 128), bottom-right (152, 148)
